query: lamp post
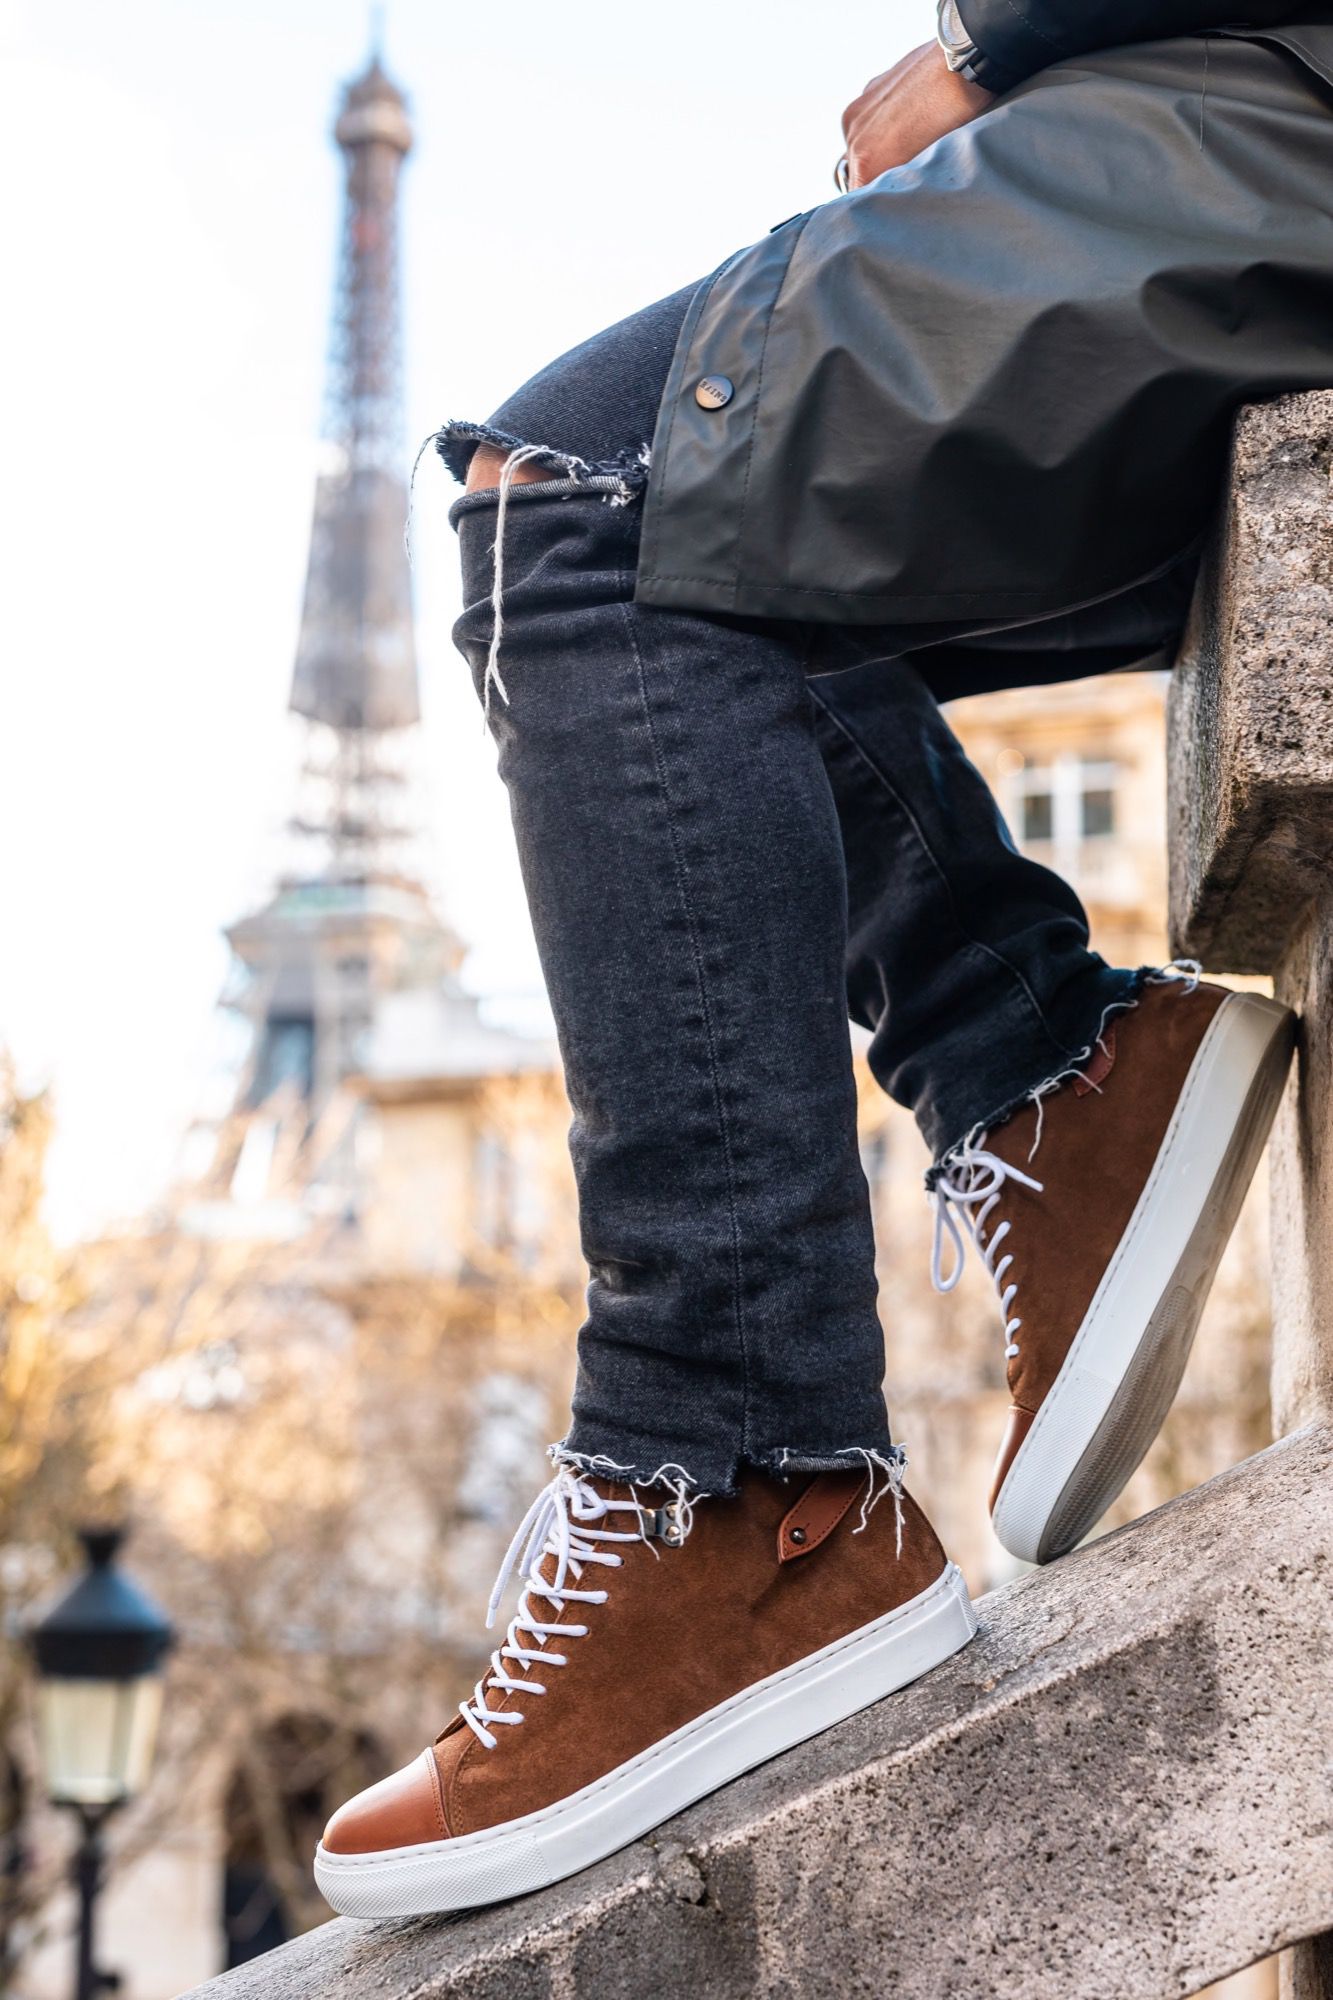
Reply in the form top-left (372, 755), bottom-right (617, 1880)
top-left (28, 1527), bottom-right (174, 2000)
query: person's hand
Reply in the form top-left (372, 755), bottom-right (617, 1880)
top-left (840, 42), bottom-right (993, 188)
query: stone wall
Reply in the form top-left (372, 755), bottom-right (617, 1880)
top-left (1168, 390), bottom-right (1333, 1999)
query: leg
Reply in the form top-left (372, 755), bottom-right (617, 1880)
top-left (807, 636), bottom-right (1292, 1564)
top-left (438, 281), bottom-right (697, 487)
top-left (454, 292), bottom-right (897, 1485)
top-left (802, 542), bottom-right (1204, 1165)
top-left (452, 296), bottom-right (1294, 1587)
top-left (457, 290), bottom-right (1165, 1188)
top-left (448, 455), bottom-right (891, 1493)
top-left (315, 318), bottom-right (980, 1918)
top-left (808, 656), bottom-right (1137, 1165)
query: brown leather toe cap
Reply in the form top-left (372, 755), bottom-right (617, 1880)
top-left (321, 1748), bottom-right (448, 1856)
top-left (989, 1405), bottom-right (1037, 1514)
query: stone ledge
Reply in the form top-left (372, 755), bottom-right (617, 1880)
top-left (1169, 390), bottom-right (1333, 972)
top-left (187, 1425), bottom-right (1333, 2000)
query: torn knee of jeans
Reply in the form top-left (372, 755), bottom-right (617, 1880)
top-left (422, 423), bottom-right (652, 724)
top-left (430, 418), bottom-right (652, 499)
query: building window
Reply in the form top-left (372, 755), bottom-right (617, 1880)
top-left (1021, 789), bottom-right (1054, 843)
top-left (1009, 753), bottom-right (1118, 869)
top-left (249, 1015), bottom-right (315, 1106)
top-left (1081, 783), bottom-right (1116, 839)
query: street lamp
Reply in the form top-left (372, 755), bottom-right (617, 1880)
top-left (28, 1527), bottom-right (174, 2000)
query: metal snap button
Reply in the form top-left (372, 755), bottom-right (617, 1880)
top-left (695, 375), bottom-right (734, 411)
top-left (789, 1525), bottom-right (808, 1546)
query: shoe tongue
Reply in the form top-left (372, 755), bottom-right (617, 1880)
top-left (573, 1471), bottom-right (633, 1505)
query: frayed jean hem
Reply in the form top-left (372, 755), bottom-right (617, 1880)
top-left (925, 960), bottom-right (1204, 1182)
top-left (550, 1437), bottom-right (904, 1501)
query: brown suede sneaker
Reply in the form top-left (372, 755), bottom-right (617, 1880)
top-left (314, 1461), bottom-right (974, 1917)
top-left (932, 974), bottom-right (1294, 1566)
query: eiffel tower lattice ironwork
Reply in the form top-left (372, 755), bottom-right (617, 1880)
top-left (287, 46), bottom-right (420, 875)
top-left (220, 43), bottom-right (468, 1136)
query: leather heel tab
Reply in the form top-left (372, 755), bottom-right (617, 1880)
top-left (777, 1470), bottom-right (865, 1562)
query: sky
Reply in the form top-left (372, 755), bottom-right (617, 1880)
top-left (0, 0), bottom-right (925, 1238)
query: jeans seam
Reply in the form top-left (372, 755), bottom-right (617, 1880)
top-left (615, 592), bottom-right (753, 1454)
top-left (807, 680), bottom-right (1082, 1068)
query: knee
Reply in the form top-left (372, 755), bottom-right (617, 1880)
top-left (465, 444), bottom-right (561, 494)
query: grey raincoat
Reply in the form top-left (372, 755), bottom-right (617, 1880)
top-left (635, 4), bottom-right (1333, 667)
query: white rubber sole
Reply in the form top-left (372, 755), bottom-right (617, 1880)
top-left (991, 989), bottom-right (1295, 1566)
top-left (314, 1562), bottom-right (976, 1919)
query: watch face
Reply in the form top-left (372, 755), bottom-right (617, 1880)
top-left (937, 0), bottom-right (971, 58)
top-left (932, 0), bottom-right (964, 62)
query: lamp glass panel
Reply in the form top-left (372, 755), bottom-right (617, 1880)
top-left (37, 1677), bottom-right (163, 1805)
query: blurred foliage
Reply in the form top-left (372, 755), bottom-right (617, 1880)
top-left (0, 1058), bottom-right (585, 1972)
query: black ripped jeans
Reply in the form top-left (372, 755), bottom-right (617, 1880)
top-left (441, 285), bottom-right (1170, 1494)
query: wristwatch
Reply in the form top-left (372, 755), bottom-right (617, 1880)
top-left (936, 0), bottom-right (981, 75)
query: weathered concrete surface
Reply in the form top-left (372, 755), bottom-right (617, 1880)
top-left (1270, 894), bottom-right (1333, 1444)
top-left (1284, 1931), bottom-right (1333, 2000)
top-left (1168, 390), bottom-right (1333, 975)
top-left (186, 1425), bottom-right (1333, 2000)
top-left (1168, 391), bottom-right (1333, 1999)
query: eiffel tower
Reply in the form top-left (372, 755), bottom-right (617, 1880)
top-left (207, 40), bottom-right (542, 1212)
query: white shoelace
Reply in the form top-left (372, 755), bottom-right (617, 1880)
top-left (930, 1143), bottom-right (1044, 1360)
top-left (1148, 959), bottom-right (1202, 993)
top-left (928, 964), bottom-right (1201, 1363)
top-left (459, 1468), bottom-right (669, 1749)
top-left (481, 443), bottom-right (554, 721)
